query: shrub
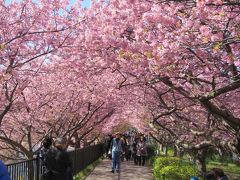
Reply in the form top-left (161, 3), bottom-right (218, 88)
top-left (147, 145), bottom-right (156, 159)
top-left (149, 156), bottom-right (155, 166)
top-left (153, 157), bottom-right (180, 178)
top-left (153, 156), bottom-right (198, 180)
top-left (160, 165), bottom-right (198, 180)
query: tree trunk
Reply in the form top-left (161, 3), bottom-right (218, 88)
top-left (196, 157), bottom-right (206, 173)
top-left (174, 145), bottom-right (178, 156)
top-left (236, 133), bottom-right (240, 155)
top-left (159, 143), bottom-right (163, 155)
top-left (174, 145), bottom-right (184, 157)
top-left (83, 140), bottom-right (87, 148)
top-left (75, 140), bottom-right (81, 149)
top-left (163, 146), bottom-right (168, 156)
top-left (195, 150), bottom-right (207, 174)
top-left (178, 147), bottom-right (184, 158)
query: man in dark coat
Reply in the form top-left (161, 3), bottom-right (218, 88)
top-left (40, 136), bottom-right (57, 180)
top-left (52, 137), bottom-right (73, 180)
top-left (40, 137), bottom-right (73, 180)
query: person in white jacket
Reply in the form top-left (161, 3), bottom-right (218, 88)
top-left (110, 133), bottom-right (123, 173)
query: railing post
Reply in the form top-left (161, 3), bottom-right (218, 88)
top-left (74, 148), bottom-right (77, 175)
top-left (101, 143), bottom-right (104, 156)
top-left (6, 143), bottom-right (106, 180)
top-left (36, 157), bottom-right (40, 180)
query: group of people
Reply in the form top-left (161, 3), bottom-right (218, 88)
top-left (0, 134), bottom-right (231, 180)
top-left (0, 136), bottom-right (73, 180)
top-left (38, 136), bottom-right (73, 180)
top-left (105, 132), bottom-right (148, 173)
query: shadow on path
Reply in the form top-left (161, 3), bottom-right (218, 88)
top-left (85, 158), bottom-right (153, 180)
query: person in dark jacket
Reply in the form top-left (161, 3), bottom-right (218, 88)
top-left (121, 136), bottom-right (127, 162)
top-left (40, 136), bottom-right (57, 180)
top-left (125, 136), bottom-right (132, 161)
top-left (132, 136), bottom-right (138, 165)
top-left (53, 137), bottom-right (73, 180)
top-left (40, 137), bottom-right (73, 180)
top-left (105, 134), bottom-right (113, 159)
top-left (0, 160), bottom-right (10, 180)
top-left (205, 168), bottom-right (228, 180)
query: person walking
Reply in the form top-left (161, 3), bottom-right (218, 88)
top-left (125, 136), bottom-right (132, 161)
top-left (0, 160), bottom-right (10, 180)
top-left (110, 132), bottom-right (123, 173)
top-left (132, 136), bottom-right (139, 165)
top-left (40, 136), bottom-right (57, 180)
top-left (53, 137), bottom-right (73, 180)
top-left (105, 134), bottom-right (113, 159)
top-left (121, 136), bottom-right (127, 162)
top-left (40, 137), bottom-right (73, 180)
top-left (136, 136), bottom-right (148, 166)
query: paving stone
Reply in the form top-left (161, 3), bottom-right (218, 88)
top-left (85, 158), bottom-right (154, 180)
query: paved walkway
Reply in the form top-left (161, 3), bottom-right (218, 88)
top-left (85, 158), bottom-right (154, 180)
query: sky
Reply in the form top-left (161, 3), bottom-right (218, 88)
top-left (72, 0), bottom-right (91, 8)
top-left (81, 0), bottom-right (91, 8)
top-left (5, 0), bottom-right (92, 8)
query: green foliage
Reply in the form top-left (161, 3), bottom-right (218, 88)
top-left (149, 156), bottom-right (155, 166)
top-left (147, 144), bottom-right (156, 159)
top-left (204, 150), bottom-right (240, 179)
top-left (160, 165), bottom-right (198, 180)
top-left (146, 144), bottom-right (159, 165)
top-left (207, 161), bottom-right (240, 180)
top-left (166, 149), bottom-right (174, 156)
top-left (154, 157), bottom-right (180, 171)
top-left (153, 156), bottom-right (198, 180)
top-left (206, 153), bottom-right (233, 164)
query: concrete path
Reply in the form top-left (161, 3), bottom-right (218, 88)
top-left (85, 158), bottom-right (154, 180)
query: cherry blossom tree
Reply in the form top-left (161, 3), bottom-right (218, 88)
top-left (0, 0), bottom-right (85, 126)
top-left (78, 0), bottom-right (240, 172)
top-left (1, 1), bottom-right (239, 172)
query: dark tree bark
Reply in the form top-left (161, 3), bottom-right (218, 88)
top-left (195, 150), bottom-right (207, 174)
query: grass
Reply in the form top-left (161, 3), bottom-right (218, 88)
top-left (74, 156), bottom-right (103, 180)
top-left (207, 161), bottom-right (240, 180)
top-left (167, 150), bottom-right (240, 180)
top-left (151, 149), bottom-right (240, 180)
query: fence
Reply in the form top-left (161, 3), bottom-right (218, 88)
top-left (6, 143), bottom-right (104, 180)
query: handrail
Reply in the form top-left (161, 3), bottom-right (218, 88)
top-left (6, 143), bottom-right (105, 180)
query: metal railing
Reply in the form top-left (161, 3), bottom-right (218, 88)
top-left (6, 143), bottom-right (104, 180)
top-left (70, 143), bottom-right (104, 175)
top-left (7, 158), bottom-right (41, 180)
